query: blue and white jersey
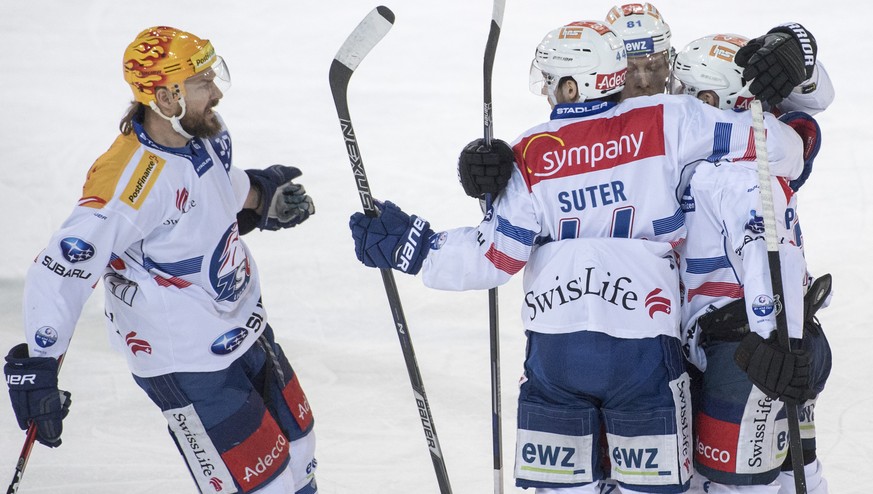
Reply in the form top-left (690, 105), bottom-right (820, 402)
top-left (24, 114), bottom-right (267, 377)
top-left (423, 94), bottom-right (803, 339)
top-left (677, 161), bottom-right (808, 370)
top-left (777, 61), bottom-right (835, 116)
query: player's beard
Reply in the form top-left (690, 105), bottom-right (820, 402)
top-left (181, 99), bottom-right (222, 138)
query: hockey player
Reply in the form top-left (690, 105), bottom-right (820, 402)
top-left (457, 12), bottom-right (831, 199)
top-left (672, 33), bottom-right (832, 494)
top-left (4, 27), bottom-right (318, 494)
top-left (457, 3), bottom-right (676, 200)
top-left (604, 3), bottom-right (673, 100)
top-left (349, 21), bottom-right (808, 494)
top-left (601, 3), bottom-right (835, 112)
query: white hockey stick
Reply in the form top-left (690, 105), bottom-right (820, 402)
top-left (750, 99), bottom-right (807, 494)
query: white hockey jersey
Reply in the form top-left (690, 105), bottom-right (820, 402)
top-left (678, 162), bottom-right (807, 371)
top-left (777, 62), bottom-right (835, 116)
top-left (423, 94), bottom-right (803, 339)
top-left (24, 116), bottom-right (267, 377)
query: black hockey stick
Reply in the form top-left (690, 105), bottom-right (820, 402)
top-left (750, 100), bottom-right (807, 494)
top-left (329, 7), bottom-right (453, 493)
top-left (482, 1), bottom-right (505, 492)
top-left (6, 354), bottom-right (66, 494)
top-left (6, 425), bottom-right (37, 494)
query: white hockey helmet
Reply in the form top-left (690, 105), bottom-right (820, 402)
top-left (605, 3), bottom-right (672, 57)
top-left (671, 34), bottom-right (755, 110)
top-left (529, 21), bottom-right (627, 104)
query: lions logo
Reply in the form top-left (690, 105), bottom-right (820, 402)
top-left (209, 223), bottom-right (251, 302)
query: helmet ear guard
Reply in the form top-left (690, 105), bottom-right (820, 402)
top-left (529, 21), bottom-right (628, 104)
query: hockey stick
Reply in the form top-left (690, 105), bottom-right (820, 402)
top-left (750, 100), bottom-right (807, 494)
top-left (6, 354), bottom-right (66, 494)
top-left (482, 1), bottom-right (505, 492)
top-left (329, 7), bottom-right (453, 494)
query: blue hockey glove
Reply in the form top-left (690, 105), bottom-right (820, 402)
top-left (349, 201), bottom-right (433, 275)
top-left (736, 23), bottom-right (817, 106)
top-left (457, 138), bottom-right (515, 199)
top-left (734, 333), bottom-right (812, 404)
top-left (5, 343), bottom-right (71, 448)
top-left (778, 111), bottom-right (821, 191)
top-left (245, 165), bottom-right (315, 231)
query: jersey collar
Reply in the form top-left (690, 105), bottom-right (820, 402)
top-left (550, 101), bottom-right (616, 120)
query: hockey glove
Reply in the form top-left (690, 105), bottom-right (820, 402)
top-left (735, 23), bottom-right (817, 106)
top-left (245, 165), bottom-right (315, 231)
top-left (457, 138), bottom-right (515, 199)
top-left (4, 343), bottom-right (71, 448)
top-left (734, 333), bottom-right (812, 404)
top-left (778, 111), bottom-right (821, 191)
top-left (349, 201), bottom-right (433, 275)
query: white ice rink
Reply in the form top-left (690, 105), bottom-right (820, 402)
top-left (1, 1), bottom-right (870, 492)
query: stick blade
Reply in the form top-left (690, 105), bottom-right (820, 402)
top-left (333, 6), bottom-right (395, 72)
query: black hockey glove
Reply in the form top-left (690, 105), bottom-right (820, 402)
top-left (457, 138), bottom-right (515, 199)
top-left (245, 165), bottom-right (315, 231)
top-left (735, 23), bottom-right (817, 106)
top-left (4, 344), bottom-right (71, 448)
top-left (349, 201), bottom-right (433, 275)
top-left (734, 333), bottom-right (812, 404)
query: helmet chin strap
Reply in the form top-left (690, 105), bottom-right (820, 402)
top-left (148, 98), bottom-right (194, 140)
top-left (546, 84), bottom-right (559, 106)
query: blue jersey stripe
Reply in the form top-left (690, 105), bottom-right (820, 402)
top-left (686, 256), bottom-right (732, 274)
top-left (496, 215), bottom-right (536, 246)
top-left (144, 256), bottom-right (204, 277)
top-left (707, 122), bottom-right (732, 162)
top-left (652, 208), bottom-right (684, 236)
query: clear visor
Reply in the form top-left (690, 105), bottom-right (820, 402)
top-left (667, 71), bottom-right (689, 96)
top-left (528, 61), bottom-right (555, 97)
top-left (208, 56), bottom-right (232, 94)
top-left (185, 56), bottom-right (232, 95)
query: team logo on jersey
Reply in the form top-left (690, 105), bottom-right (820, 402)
top-left (645, 288), bottom-right (672, 318)
top-left (60, 237), bottom-right (96, 263)
top-left (125, 331), bottom-right (152, 356)
top-left (210, 327), bottom-right (249, 355)
top-left (752, 294), bottom-right (776, 316)
top-left (744, 209), bottom-right (765, 234)
top-left (175, 188), bottom-right (195, 213)
top-left (34, 326), bottom-right (58, 348)
top-left (209, 223), bottom-right (251, 302)
top-left (429, 231), bottom-right (447, 250)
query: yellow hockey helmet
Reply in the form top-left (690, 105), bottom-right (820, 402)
top-left (122, 26), bottom-right (219, 105)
